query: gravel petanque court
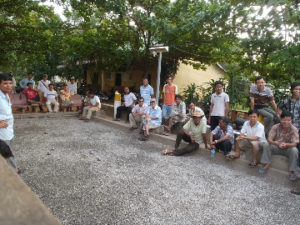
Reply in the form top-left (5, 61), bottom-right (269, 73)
top-left (14, 117), bottom-right (300, 225)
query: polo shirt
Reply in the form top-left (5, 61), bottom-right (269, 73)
top-left (90, 96), bottom-right (101, 108)
top-left (0, 90), bottom-right (14, 141)
top-left (19, 78), bottom-right (35, 89)
top-left (240, 121), bottom-right (266, 142)
top-left (45, 90), bottom-right (58, 101)
top-left (250, 85), bottom-right (274, 108)
top-left (183, 118), bottom-right (207, 144)
top-left (148, 105), bottom-right (162, 126)
top-left (210, 92), bottom-right (229, 116)
top-left (132, 103), bottom-right (148, 114)
top-left (140, 84), bottom-right (154, 105)
top-left (124, 92), bottom-right (137, 107)
top-left (163, 84), bottom-right (178, 105)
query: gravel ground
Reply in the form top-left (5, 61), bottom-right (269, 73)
top-left (13, 117), bottom-right (300, 225)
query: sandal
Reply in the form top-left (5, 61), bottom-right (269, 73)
top-left (226, 154), bottom-right (240, 160)
top-left (248, 161), bottom-right (257, 168)
top-left (289, 174), bottom-right (297, 181)
top-left (162, 149), bottom-right (174, 156)
top-left (291, 189), bottom-right (300, 195)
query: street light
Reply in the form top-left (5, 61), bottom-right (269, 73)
top-left (149, 45), bottom-right (169, 104)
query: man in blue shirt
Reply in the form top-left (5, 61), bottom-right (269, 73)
top-left (139, 98), bottom-right (162, 141)
top-left (0, 73), bottom-right (19, 172)
top-left (140, 77), bottom-right (154, 106)
top-left (19, 72), bottom-right (35, 89)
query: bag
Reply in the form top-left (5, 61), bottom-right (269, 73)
top-left (0, 140), bottom-right (14, 158)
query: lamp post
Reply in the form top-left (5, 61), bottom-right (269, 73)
top-left (149, 45), bottom-right (169, 104)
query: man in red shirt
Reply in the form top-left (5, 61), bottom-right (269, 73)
top-left (162, 76), bottom-right (178, 120)
top-left (23, 82), bottom-right (42, 105)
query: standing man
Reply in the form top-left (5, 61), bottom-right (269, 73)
top-left (228, 110), bottom-right (267, 168)
top-left (162, 76), bottom-right (178, 120)
top-left (114, 87), bottom-right (137, 122)
top-left (0, 73), bottom-right (20, 172)
top-left (140, 77), bottom-right (154, 106)
top-left (129, 97), bottom-right (148, 129)
top-left (260, 111), bottom-right (299, 181)
top-left (162, 111), bottom-right (207, 156)
top-left (19, 72), bottom-right (35, 89)
top-left (208, 81), bottom-right (230, 131)
top-left (250, 76), bottom-right (279, 135)
top-left (68, 76), bottom-right (77, 95)
top-left (37, 74), bottom-right (50, 95)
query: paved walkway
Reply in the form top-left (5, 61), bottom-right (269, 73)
top-left (14, 117), bottom-right (300, 225)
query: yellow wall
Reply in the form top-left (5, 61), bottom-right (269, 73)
top-left (173, 62), bottom-right (225, 93)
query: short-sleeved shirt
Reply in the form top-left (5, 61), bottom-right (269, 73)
top-left (250, 85), bottom-right (274, 108)
top-left (240, 121), bottom-right (266, 142)
top-left (0, 90), bottom-right (14, 141)
top-left (60, 90), bottom-right (71, 101)
top-left (67, 82), bottom-right (77, 95)
top-left (132, 103), bottom-right (148, 114)
top-left (37, 80), bottom-right (50, 93)
top-left (269, 123), bottom-right (299, 144)
top-left (278, 97), bottom-right (300, 130)
top-left (19, 78), bottom-right (35, 89)
top-left (140, 84), bottom-right (154, 105)
top-left (212, 125), bottom-right (234, 145)
top-left (90, 96), bottom-right (101, 108)
top-left (147, 105), bottom-right (162, 126)
top-left (170, 101), bottom-right (186, 118)
top-left (23, 88), bottom-right (38, 100)
top-left (163, 84), bottom-right (178, 105)
top-left (210, 92), bottom-right (229, 116)
top-left (45, 90), bottom-right (58, 101)
top-left (183, 118), bottom-right (207, 144)
top-left (124, 92), bottom-right (137, 107)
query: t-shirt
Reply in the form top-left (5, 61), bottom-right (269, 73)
top-left (250, 85), bottom-right (274, 108)
top-left (124, 92), bottom-right (137, 107)
top-left (183, 118), bottom-right (207, 144)
top-left (269, 123), bottom-right (299, 144)
top-left (140, 84), bottom-right (154, 105)
top-left (45, 90), bottom-right (58, 101)
top-left (240, 121), bottom-right (266, 142)
top-left (210, 92), bottom-right (229, 117)
top-left (212, 125), bottom-right (234, 145)
top-left (23, 88), bottom-right (38, 100)
top-left (132, 103), bottom-right (148, 114)
top-left (163, 84), bottom-right (178, 105)
top-left (67, 82), bottom-right (77, 95)
top-left (37, 80), bottom-right (50, 93)
top-left (90, 96), bottom-right (101, 108)
top-left (19, 78), bottom-right (35, 89)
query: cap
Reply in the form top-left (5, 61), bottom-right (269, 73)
top-left (192, 111), bottom-right (204, 118)
top-left (150, 98), bottom-right (156, 102)
top-left (70, 76), bottom-right (75, 80)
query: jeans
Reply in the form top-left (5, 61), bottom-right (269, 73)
top-left (116, 106), bottom-right (132, 121)
top-left (173, 132), bottom-right (199, 156)
top-left (213, 134), bottom-right (232, 155)
top-left (162, 104), bottom-right (173, 119)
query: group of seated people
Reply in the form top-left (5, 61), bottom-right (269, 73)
top-left (108, 77), bottom-right (299, 188)
top-left (19, 73), bottom-right (78, 112)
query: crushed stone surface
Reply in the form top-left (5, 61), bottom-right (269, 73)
top-left (13, 117), bottom-right (300, 225)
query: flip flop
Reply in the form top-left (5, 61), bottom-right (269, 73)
top-left (162, 149), bottom-right (174, 156)
top-left (291, 189), bottom-right (300, 195)
top-left (226, 154), bottom-right (240, 160)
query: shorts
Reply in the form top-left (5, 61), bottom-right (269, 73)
top-left (143, 121), bottom-right (160, 130)
top-left (162, 104), bottom-right (172, 119)
top-left (237, 139), bottom-right (265, 151)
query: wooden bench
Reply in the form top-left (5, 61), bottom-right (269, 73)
top-left (230, 109), bottom-right (248, 120)
top-left (70, 94), bottom-right (82, 112)
top-left (11, 93), bottom-right (28, 113)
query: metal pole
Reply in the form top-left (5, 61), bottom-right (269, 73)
top-left (156, 52), bottom-right (162, 103)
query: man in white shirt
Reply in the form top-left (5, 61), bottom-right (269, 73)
top-left (0, 73), bottom-right (19, 172)
top-left (67, 77), bottom-right (77, 95)
top-left (228, 110), bottom-right (267, 167)
top-left (129, 97), bottom-right (148, 129)
top-left (208, 81), bottom-right (229, 130)
top-left (114, 86), bottom-right (136, 122)
top-left (45, 84), bottom-right (59, 113)
top-left (80, 91), bottom-right (101, 121)
top-left (37, 74), bottom-right (50, 95)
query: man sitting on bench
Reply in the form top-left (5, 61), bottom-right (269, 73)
top-left (45, 84), bottom-right (59, 113)
top-left (23, 82), bottom-right (42, 105)
top-left (80, 91), bottom-right (101, 121)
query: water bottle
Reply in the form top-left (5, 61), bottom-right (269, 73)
top-left (211, 148), bottom-right (215, 158)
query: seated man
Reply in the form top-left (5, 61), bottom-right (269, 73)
top-left (60, 84), bottom-right (72, 111)
top-left (164, 95), bottom-right (186, 136)
top-left (227, 110), bottom-right (267, 167)
top-left (114, 87), bottom-right (137, 122)
top-left (185, 101), bottom-right (206, 124)
top-left (129, 97), bottom-right (148, 129)
top-left (44, 84), bottom-right (59, 113)
top-left (260, 111), bottom-right (299, 181)
top-left (163, 111), bottom-right (207, 156)
top-left (80, 91), bottom-right (101, 121)
top-left (23, 82), bottom-right (42, 105)
top-left (139, 98), bottom-right (162, 141)
top-left (210, 117), bottom-right (234, 156)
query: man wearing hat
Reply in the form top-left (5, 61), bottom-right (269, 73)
top-left (139, 98), bottom-right (162, 141)
top-left (162, 110), bottom-right (207, 156)
top-left (68, 76), bottom-right (77, 95)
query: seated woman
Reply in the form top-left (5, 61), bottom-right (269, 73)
top-left (60, 84), bottom-right (72, 111)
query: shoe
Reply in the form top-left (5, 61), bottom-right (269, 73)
top-left (248, 161), bottom-right (257, 168)
top-left (289, 174), bottom-right (297, 181)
